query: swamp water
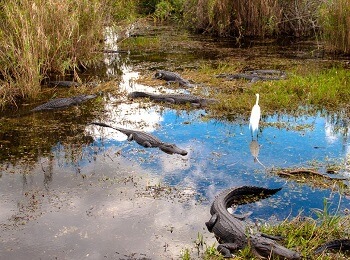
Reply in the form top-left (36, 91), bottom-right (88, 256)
top-left (0, 25), bottom-right (350, 259)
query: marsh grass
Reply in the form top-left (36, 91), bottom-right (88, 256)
top-left (182, 200), bottom-right (350, 259)
top-left (0, 0), bottom-right (108, 108)
top-left (319, 0), bottom-right (350, 54)
top-left (260, 199), bottom-right (350, 259)
top-left (200, 66), bottom-right (350, 119)
top-left (118, 36), bottom-right (161, 50)
top-left (183, 0), bottom-right (319, 38)
top-left (134, 55), bottom-right (350, 120)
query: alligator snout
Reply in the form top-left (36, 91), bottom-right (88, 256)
top-left (159, 143), bottom-right (188, 156)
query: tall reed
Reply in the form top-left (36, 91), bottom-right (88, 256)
top-left (0, 0), bottom-right (108, 108)
top-left (184, 0), bottom-right (284, 37)
top-left (184, 0), bottom-right (320, 38)
top-left (319, 0), bottom-right (350, 53)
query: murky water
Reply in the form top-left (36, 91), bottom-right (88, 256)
top-left (1, 25), bottom-right (350, 259)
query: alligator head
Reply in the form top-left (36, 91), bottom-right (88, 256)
top-left (154, 70), bottom-right (164, 79)
top-left (158, 143), bottom-right (187, 156)
top-left (72, 94), bottom-right (97, 103)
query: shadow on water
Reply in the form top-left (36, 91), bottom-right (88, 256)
top-left (0, 25), bottom-right (350, 259)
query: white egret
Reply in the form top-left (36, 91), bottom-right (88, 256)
top-left (249, 93), bottom-right (260, 139)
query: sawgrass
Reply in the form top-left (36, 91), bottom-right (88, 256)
top-left (0, 0), bottom-right (108, 108)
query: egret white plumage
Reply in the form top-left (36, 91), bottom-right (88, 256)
top-left (249, 93), bottom-right (260, 139)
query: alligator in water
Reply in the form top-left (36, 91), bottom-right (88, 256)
top-left (154, 70), bottom-right (194, 87)
top-left (31, 94), bottom-right (97, 112)
top-left (45, 81), bottom-right (81, 88)
top-left (315, 239), bottom-right (350, 254)
top-left (216, 70), bottom-right (287, 83)
top-left (128, 91), bottom-right (216, 107)
top-left (205, 186), bottom-right (301, 259)
top-left (90, 122), bottom-right (188, 156)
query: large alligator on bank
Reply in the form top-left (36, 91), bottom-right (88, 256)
top-left (90, 122), bottom-right (188, 156)
top-left (31, 94), bottom-right (97, 112)
top-left (205, 186), bottom-right (301, 259)
top-left (216, 69), bottom-right (287, 83)
top-left (154, 70), bottom-right (194, 87)
top-left (128, 91), bottom-right (216, 107)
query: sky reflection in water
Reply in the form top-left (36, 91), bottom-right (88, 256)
top-left (2, 27), bottom-right (350, 260)
top-left (84, 61), bottom-right (349, 220)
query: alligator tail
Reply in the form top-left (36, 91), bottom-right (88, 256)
top-left (315, 239), bottom-right (350, 254)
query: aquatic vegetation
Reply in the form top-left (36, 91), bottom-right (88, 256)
top-left (118, 36), bottom-right (161, 50)
top-left (270, 167), bottom-right (349, 195)
top-left (191, 64), bottom-right (350, 119)
top-left (134, 62), bottom-right (350, 121)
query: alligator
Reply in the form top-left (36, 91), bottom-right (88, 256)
top-left (128, 91), bottom-right (217, 107)
top-left (205, 186), bottom-right (301, 259)
top-left (154, 70), bottom-right (194, 87)
top-left (90, 122), bottom-right (188, 156)
top-left (315, 239), bottom-right (350, 254)
top-left (31, 94), bottom-right (97, 112)
top-left (216, 70), bottom-right (287, 83)
top-left (46, 81), bottom-right (81, 88)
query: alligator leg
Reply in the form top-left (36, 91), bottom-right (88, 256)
top-left (127, 134), bottom-right (134, 142)
top-left (152, 97), bottom-right (176, 104)
top-left (166, 80), bottom-right (177, 85)
top-left (205, 213), bottom-right (218, 232)
top-left (217, 243), bottom-right (240, 258)
top-left (163, 98), bottom-right (176, 104)
top-left (231, 211), bottom-right (253, 220)
top-left (140, 141), bottom-right (153, 148)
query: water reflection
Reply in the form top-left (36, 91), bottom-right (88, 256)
top-left (103, 26), bottom-right (123, 78)
top-left (249, 140), bottom-right (265, 168)
top-left (249, 140), bottom-right (259, 162)
top-left (1, 27), bottom-right (350, 259)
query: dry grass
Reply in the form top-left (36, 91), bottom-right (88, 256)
top-left (184, 0), bottom-right (325, 40)
top-left (0, 0), bottom-right (108, 107)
